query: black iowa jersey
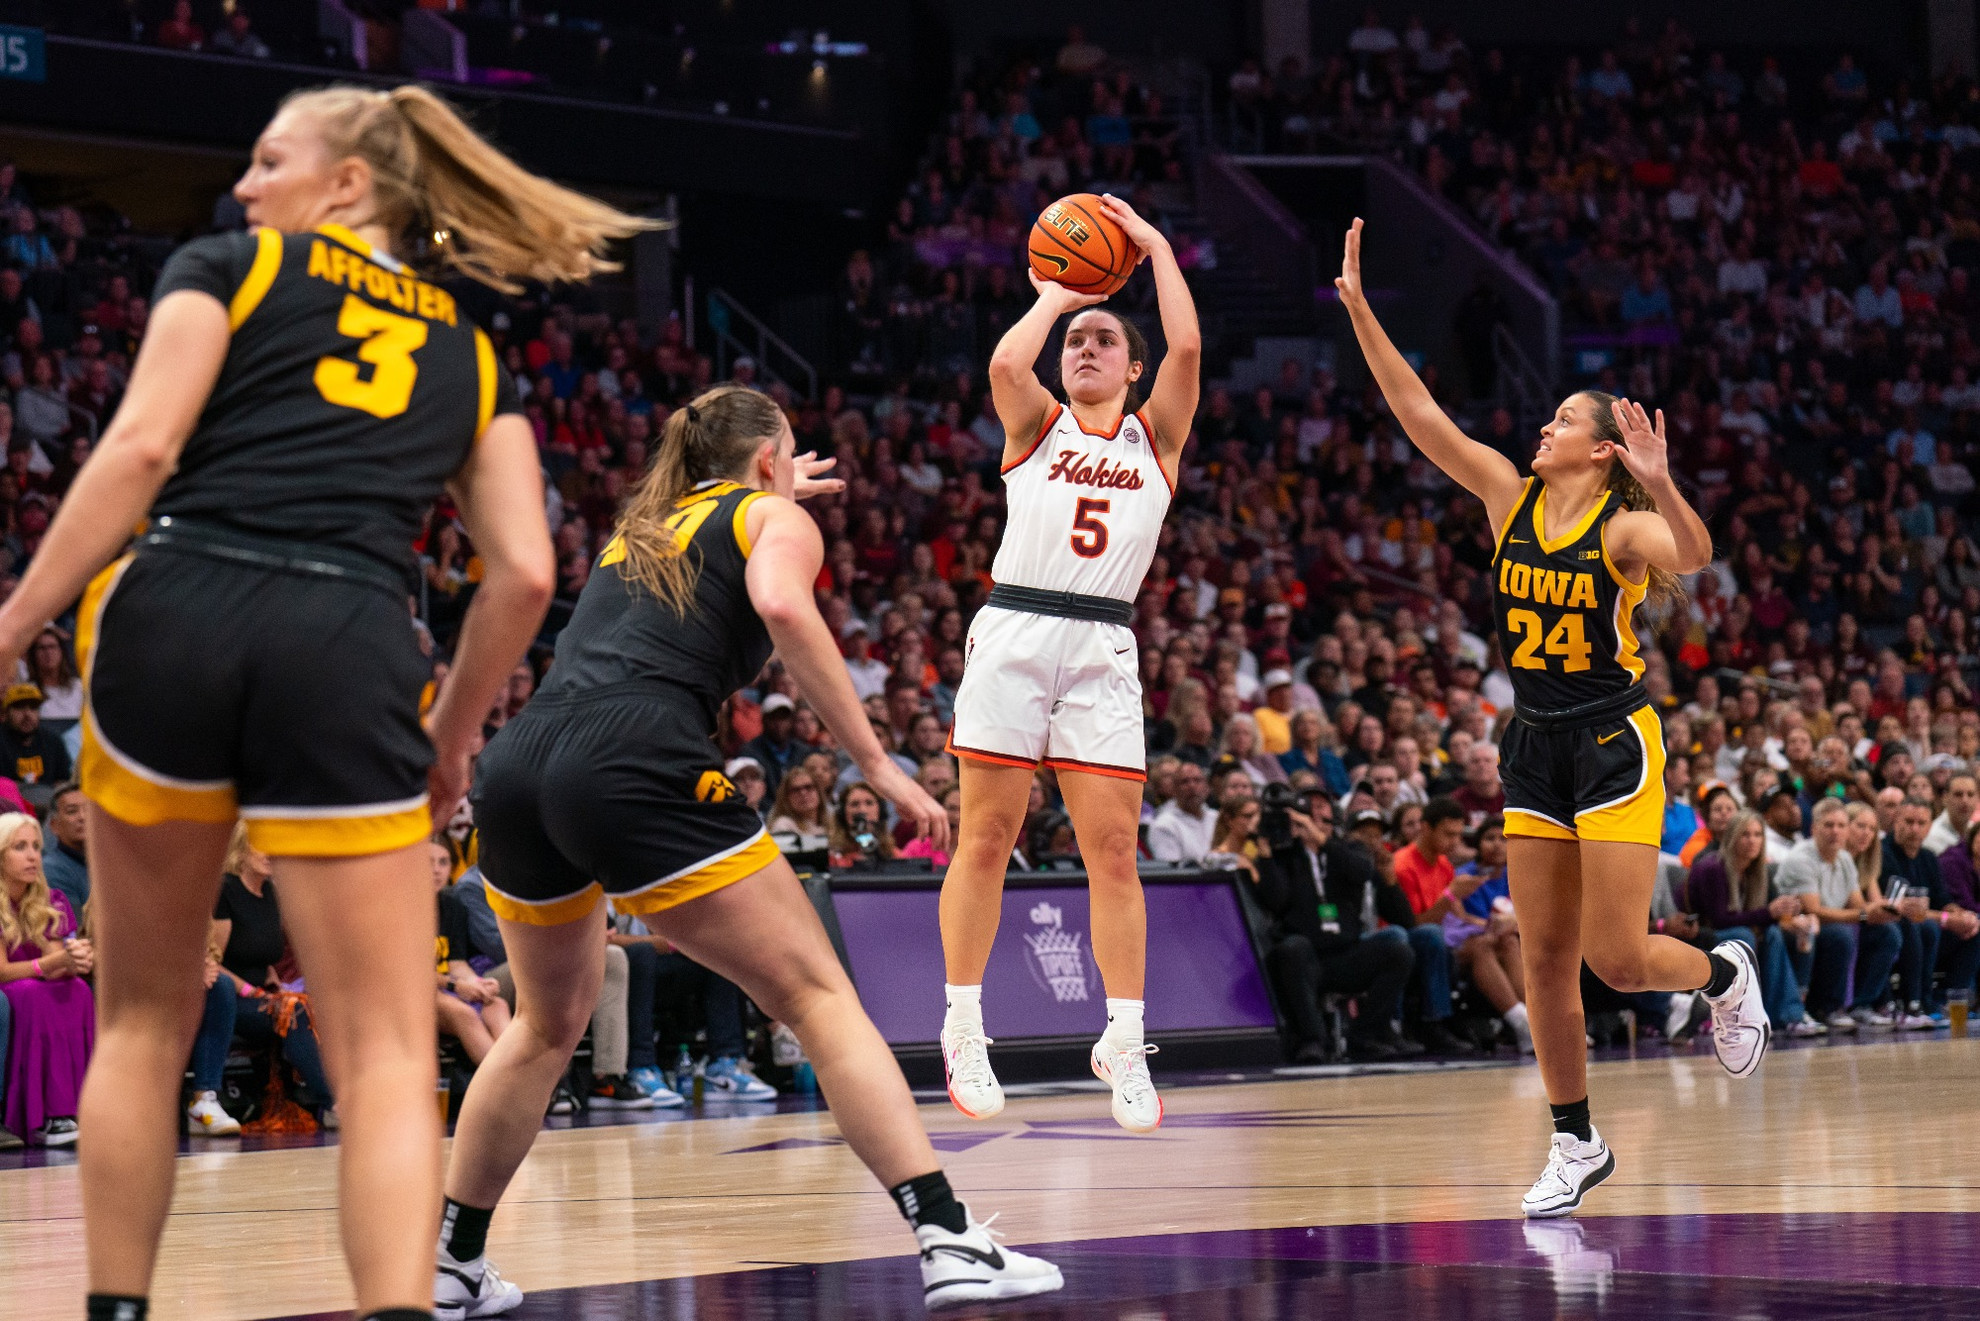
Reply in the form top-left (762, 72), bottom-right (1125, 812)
top-left (149, 223), bottom-right (520, 572)
top-left (1490, 477), bottom-right (1647, 716)
top-left (540, 481), bottom-right (773, 730)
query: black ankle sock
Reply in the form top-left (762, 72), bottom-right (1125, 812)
top-left (439, 1197), bottom-right (494, 1262)
top-left (888, 1170), bottom-right (968, 1234)
top-left (86, 1297), bottom-right (147, 1321)
top-left (358, 1311), bottom-right (433, 1321)
top-left (1550, 1097), bottom-right (1593, 1144)
top-left (1703, 951), bottom-right (1740, 998)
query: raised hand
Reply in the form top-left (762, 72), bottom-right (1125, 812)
top-left (790, 452), bottom-right (845, 501)
top-left (1334, 217), bottom-right (1366, 308)
top-left (1097, 192), bottom-right (1163, 264)
top-left (1027, 267), bottom-right (1109, 312)
top-left (1611, 396), bottom-right (1671, 486)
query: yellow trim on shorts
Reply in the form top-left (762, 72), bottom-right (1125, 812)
top-left (613, 831), bottom-right (782, 917)
top-left (228, 228), bottom-right (285, 331)
top-left (77, 553), bottom-right (241, 827)
top-left (81, 716), bottom-right (239, 826)
top-left (244, 803), bottom-right (433, 857)
top-left (484, 880), bottom-right (605, 927)
top-left (474, 327), bottom-right (499, 439)
top-left (1574, 706), bottom-right (1665, 847)
top-left (1504, 808), bottom-right (1578, 841)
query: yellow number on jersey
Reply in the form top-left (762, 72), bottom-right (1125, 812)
top-left (1507, 608), bottom-right (1593, 673)
top-left (314, 295), bottom-right (428, 419)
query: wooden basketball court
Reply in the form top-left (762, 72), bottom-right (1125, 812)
top-left (5, 1036), bottom-right (1977, 1318)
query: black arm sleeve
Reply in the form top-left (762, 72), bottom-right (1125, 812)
top-left (153, 230), bottom-right (261, 305)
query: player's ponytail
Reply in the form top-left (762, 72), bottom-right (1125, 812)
top-left (1583, 390), bottom-right (1687, 624)
top-left (614, 385), bottom-right (785, 614)
top-left (281, 84), bottom-right (658, 292)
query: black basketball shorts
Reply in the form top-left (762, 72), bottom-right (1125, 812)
top-left (78, 544), bottom-right (434, 856)
top-left (1500, 703), bottom-right (1665, 848)
top-left (471, 691), bottom-right (780, 926)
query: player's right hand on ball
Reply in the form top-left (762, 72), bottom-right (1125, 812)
top-left (1027, 268), bottom-right (1109, 311)
top-left (870, 763), bottom-right (950, 853)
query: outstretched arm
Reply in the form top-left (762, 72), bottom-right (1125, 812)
top-left (745, 498), bottom-right (947, 849)
top-left (1606, 398), bottom-right (1712, 577)
top-left (1336, 218), bottom-right (1526, 529)
top-left (1101, 194), bottom-right (1200, 470)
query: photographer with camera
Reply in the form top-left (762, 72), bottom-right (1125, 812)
top-left (1236, 787), bottom-right (1422, 1062)
top-left (828, 783), bottom-right (900, 870)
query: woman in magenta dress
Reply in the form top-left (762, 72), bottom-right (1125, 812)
top-left (0, 809), bottom-right (94, 1144)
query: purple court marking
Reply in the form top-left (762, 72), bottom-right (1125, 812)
top-left (260, 1214), bottom-right (1980, 1319)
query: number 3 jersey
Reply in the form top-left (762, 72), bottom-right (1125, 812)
top-left (1490, 476), bottom-right (1647, 716)
top-left (149, 223), bottom-right (520, 573)
top-left (992, 404), bottom-right (1173, 603)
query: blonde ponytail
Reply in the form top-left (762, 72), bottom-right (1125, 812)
top-left (614, 385), bottom-right (785, 614)
top-left (1581, 389), bottom-right (1688, 625)
top-left (281, 84), bottom-right (659, 292)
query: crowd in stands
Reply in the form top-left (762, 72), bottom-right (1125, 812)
top-left (6, 14), bottom-right (1980, 1138)
top-left (835, 29), bottom-right (1199, 382)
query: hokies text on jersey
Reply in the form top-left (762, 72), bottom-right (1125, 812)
top-left (1046, 450), bottom-right (1146, 490)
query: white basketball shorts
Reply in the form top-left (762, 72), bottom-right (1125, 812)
top-left (946, 605), bottom-right (1146, 781)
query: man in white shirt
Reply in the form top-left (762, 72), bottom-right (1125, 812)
top-left (1926, 772), bottom-right (1978, 855)
top-left (1147, 761), bottom-right (1215, 862)
top-left (841, 619), bottom-right (890, 701)
top-left (1759, 787), bottom-right (1805, 863)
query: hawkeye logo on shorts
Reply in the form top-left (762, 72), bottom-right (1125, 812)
top-left (696, 771), bottom-right (738, 803)
top-left (1498, 560), bottom-right (1599, 608)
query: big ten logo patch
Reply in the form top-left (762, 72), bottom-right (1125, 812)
top-left (696, 770), bottom-right (738, 803)
top-left (1040, 201), bottom-right (1091, 246)
top-left (1023, 901), bottom-right (1090, 1003)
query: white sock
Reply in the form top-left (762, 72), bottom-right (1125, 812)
top-left (1505, 1002), bottom-right (1529, 1030)
top-left (944, 983), bottom-right (983, 1030)
top-left (1103, 997), bottom-right (1145, 1047)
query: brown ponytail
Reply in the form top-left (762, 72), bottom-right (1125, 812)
top-left (1581, 389), bottom-right (1688, 624)
top-left (280, 84), bottom-right (658, 291)
top-left (614, 385), bottom-right (786, 614)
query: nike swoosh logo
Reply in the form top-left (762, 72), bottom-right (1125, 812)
top-left (1508, 537), bottom-right (1530, 543)
top-left (437, 1264), bottom-right (482, 1296)
top-left (1596, 730), bottom-right (1624, 744)
top-left (924, 1242), bottom-right (1006, 1271)
top-left (1114, 646), bottom-right (1132, 655)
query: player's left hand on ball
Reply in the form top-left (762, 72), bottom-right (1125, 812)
top-left (791, 452), bottom-right (845, 501)
top-left (1099, 193), bottom-right (1160, 263)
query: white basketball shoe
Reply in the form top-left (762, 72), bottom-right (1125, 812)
top-left (1090, 1037), bottom-right (1162, 1133)
top-left (941, 1021), bottom-right (1005, 1120)
top-left (918, 1208), bottom-right (1065, 1309)
top-left (1522, 1127), bottom-right (1616, 1218)
top-left (1704, 939), bottom-right (1771, 1078)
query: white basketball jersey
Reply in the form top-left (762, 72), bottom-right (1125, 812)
top-left (991, 404), bottom-right (1172, 602)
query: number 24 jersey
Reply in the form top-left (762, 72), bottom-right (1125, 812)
top-left (1489, 476), bottom-right (1648, 716)
top-left (149, 223), bottom-right (520, 573)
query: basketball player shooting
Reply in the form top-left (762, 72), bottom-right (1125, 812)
top-left (938, 193), bottom-right (1199, 1133)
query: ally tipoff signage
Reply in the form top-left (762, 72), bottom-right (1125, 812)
top-left (834, 880), bottom-right (1277, 1044)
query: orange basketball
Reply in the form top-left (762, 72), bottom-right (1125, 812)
top-left (1028, 192), bottom-right (1137, 297)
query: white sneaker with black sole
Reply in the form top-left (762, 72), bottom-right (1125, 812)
top-left (1522, 1127), bottom-right (1615, 1218)
top-left (435, 1248), bottom-right (523, 1320)
top-left (1704, 940), bottom-right (1770, 1078)
top-left (917, 1208), bottom-right (1064, 1310)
